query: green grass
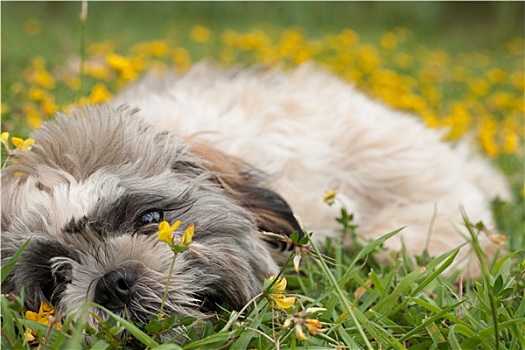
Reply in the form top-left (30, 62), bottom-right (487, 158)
top-left (1, 2), bottom-right (524, 349)
top-left (2, 211), bottom-right (524, 349)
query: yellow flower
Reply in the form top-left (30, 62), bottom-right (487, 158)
top-left (28, 87), bottom-right (48, 101)
top-left (147, 40), bottom-right (170, 57)
top-left (172, 47), bottom-right (192, 72)
top-left (293, 253), bottom-right (302, 273)
top-left (25, 302), bottom-right (61, 342)
top-left (305, 318), bottom-right (327, 335)
top-left (273, 295), bottom-right (296, 309)
top-left (489, 233), bottom-right (506, 246)
top-left (469, 79), bottom-right (489, 97)
top-left (24, 18), bottom-right (42, 37)
top-left (41, 97), bottom-right (58, 116)
top-left (265, 275), bottom-right (296, 309)
top-left (1, 103), bottom-right (8, 115)
top-left (180, 223), bottom-right (195, 246)
top-left (158, 220), bottom-right (182, 245)
top-left (190, 26), bottom-right (212, 44)
top-left (294, 324), bottom-right (309, 341)
top-left (1, 132), bottom-right (9, 147)
top-left (89, 83), bottom-right (112, 104)
top-left (11, 137), bottom-right (35, 150)
top-left (270, 275), bottom-right (287, 292)
top-left (323, 190), bottom-right (337, 206)
top-left (107, 53), bottom-right (131, 71)
top-left (395, 52), bottom-right (413, 69)
top-left (283, 308), bottom-right (327, 341)
top-left (380, 32), bottom-right (398, 50)
top-left (33, 69), bottom-right (56, 89)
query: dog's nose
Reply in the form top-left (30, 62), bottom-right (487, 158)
top-left (94, 268), bottom-right (137, 310)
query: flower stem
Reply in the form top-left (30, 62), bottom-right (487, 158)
top-left (159, 253), bottom-right (177, 315)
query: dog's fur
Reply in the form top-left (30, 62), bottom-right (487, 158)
top-left (1, 63), bottom-right (509, 325)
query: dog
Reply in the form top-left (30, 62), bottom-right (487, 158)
top-left (1, 63), bottom-right (510, 326)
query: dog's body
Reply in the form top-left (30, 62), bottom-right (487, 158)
top-left (2, 64), bottom-right (509, 324)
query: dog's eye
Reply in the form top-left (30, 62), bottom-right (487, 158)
top-left (139, 210), bottom-right (163, 225)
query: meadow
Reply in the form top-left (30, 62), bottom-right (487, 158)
top-left (1, 2), bottom-right (524, 349)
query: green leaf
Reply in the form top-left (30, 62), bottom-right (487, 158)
top-left (399, 299), bottom-right (464, 342)
top-left (89, 340), bottom-right (110, 350)
top-left (492, 274), bottom-right (503, 294)
top-left (1, 238), bottom-right (31, 284)
top-left (94, 306), bottom-right (159, 348)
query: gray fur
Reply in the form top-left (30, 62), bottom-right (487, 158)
top-left (1, 105), bottom-right (279, 325)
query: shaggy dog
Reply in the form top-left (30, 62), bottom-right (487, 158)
top-left (1, 64), bottom-right (509, 325)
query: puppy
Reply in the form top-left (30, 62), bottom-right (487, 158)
top-left (1, 63), bottom-right (509, 325)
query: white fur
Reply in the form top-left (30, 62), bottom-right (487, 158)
top-left (113, 63), bottom-right (510, 276)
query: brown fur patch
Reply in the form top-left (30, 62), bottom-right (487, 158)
top-left (189, 140), bottom-right (304, 243)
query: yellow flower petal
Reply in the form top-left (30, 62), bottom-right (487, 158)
top-left (39, 301), bottom-right (54, 316)
top-left (293, 254), bottom-right (302, 273)
top-left (305, 318), bottom-right (327, 335)
top-left (273, 295), bottom-right (295, 309)
top-left (25, 310), bottom-right (38, 322)
top-left (323, 190), bottom-right (337, 205)
top-left (1, 132), bottom-right (9, 146)
top-left (294, 324), bottom-right (309, 341)
top-left (11, 137), bottom-right (34, 150)
top-left (273, 276), bottom-right (287, 292)
top-left (180, 223), bottom-right (194, 246)
top-left (490, 233), bottom-right (506, 246)
top-left (25, 328), bottom-right (36, 342)
top-left (158, 220), bottom-right (181, 245)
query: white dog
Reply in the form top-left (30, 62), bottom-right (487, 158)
top-left (114, 63), bottom-right (509, 268)
top-left (1, 63), bottom-right (509, 326)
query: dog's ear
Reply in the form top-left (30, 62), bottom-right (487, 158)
top-left (189, 142), bottom-right (305, 251)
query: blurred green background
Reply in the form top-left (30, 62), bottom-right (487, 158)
top-left (2, 1), bottom-right (524, 71)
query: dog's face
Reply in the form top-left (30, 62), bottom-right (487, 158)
top-left (1, 105), bottom-right (302, 324)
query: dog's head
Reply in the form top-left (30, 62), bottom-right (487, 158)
top-left (1, 105), bottom-right (303, 324)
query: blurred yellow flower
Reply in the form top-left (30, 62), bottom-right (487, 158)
top-left (1, 132), bottom-right (10, 152)
top-left (24, 18), bottom-right (42, 37)
top-left (28, 87), bottom-right (48, 101)
top-left (380, 32), bottom-right (398, 50)
top-left (33, 69), bottom-right (56, 90)
top-left (107, 53), bottom-right (131, 70)
top-left (24, 104), bottom-right (43, 129)
top-left (190, 26), bottom-right (211, 43)
top-left (469, 79), bottom-right (489, 97)
top-left (1, 103), bottom-right (8, 115)
top-left (88, 41), bottom-right (116, 56)
top-left (85, 62), bottom-right (112, 80)
top-left (395, 52), bottom-right (413, 69)
top-left (41, 97), bottom-right (58, 116)
top-left (486, 68), bottom-right (506, 84)
top-left (323, 190), bottom-right (337, 206)
top-left (172, 47), bottom-right (192, 71)
top-left (89, 83), bottom-right (112, 104)
top-left (338, 29), bottom-right (359, 47)
top-left (489, 233), bottom-right (506, 246)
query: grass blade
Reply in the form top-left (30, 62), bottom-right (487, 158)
top-left (1, 238), bottom-right (31, 284)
